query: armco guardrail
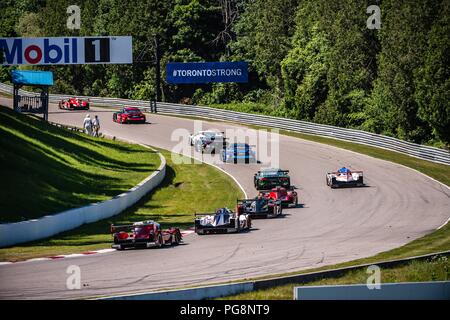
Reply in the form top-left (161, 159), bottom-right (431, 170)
top-left (293, 281), bottom-right (450, 300)
top-left (0, 139), bottom-right (166, 248)
top-left (1, 82), bottom-right (448, 165)
top-left (97, 250), bottom-right (450, 300)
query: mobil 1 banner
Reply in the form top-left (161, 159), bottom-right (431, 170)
top-left (0, 36), bottom-right (132, 65)
top-left (166, 61), bottom-right (248, 84)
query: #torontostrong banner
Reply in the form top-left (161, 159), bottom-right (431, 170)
top-left (166, 61), bottom-right (248, 84)
top-left (0, 36), bottom-right (133, 65)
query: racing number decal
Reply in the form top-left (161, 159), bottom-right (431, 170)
top-left (84, 38), bottom-right (110, 63)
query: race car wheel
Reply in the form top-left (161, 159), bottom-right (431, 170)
top-left (172, 233), bottom-right (180, 245)
top-left (155, 233), bottom-right (163, 248)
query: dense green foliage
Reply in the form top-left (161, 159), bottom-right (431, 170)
top-left (0, 0), bottom-right (448, 146)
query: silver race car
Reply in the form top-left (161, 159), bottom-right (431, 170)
top-left (189, 130), bottom-right (225, 153)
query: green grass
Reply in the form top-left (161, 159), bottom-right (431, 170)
top-left (0, 105), bottom-right (160, 223)
top-left (0, 149), bottom-right (244, 262)
top-left (210, 102), bottom-right (280, 116)
top-left (219, 256), bottom-right (450, 300)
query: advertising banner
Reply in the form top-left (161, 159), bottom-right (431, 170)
top-left (166, 61), bottom-right (248, 84)
top-left (0, 36), bottom-right (133, 65)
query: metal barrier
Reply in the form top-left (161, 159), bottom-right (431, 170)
top-left (293, 281), bottom-right (450, 300)
top-left (1, 82), bottom-right (448, 165)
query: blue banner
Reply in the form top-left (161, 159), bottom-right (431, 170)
top-left (166, 61), bottom-right (248, 84)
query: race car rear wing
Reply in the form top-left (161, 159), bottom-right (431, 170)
top-left (111, 223), bottom-right (154, 233)
top-left (194, 213), bottom-right (216, 217)
top-left (328, 170), bottom-right (363, 175)
top-left (237, 198), bottom-right (269, 204)
top-left (257, 185), bottom-right (297, 192)
top-left (255, 170), bottom-right (289, 175)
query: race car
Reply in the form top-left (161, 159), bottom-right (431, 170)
top-left (58, 97), bottom-right (90, 110)
top-left (237, 197), bottom-right (282, 218)
top-left (261, 186), bottom-right (298, 208)
top-left (190, 130), bottom-right (226, 153)
top-left (111, 220), bottom-right (182, 250)
top-left (113, 107), bottom-right (146, 124)
top-left (254, 168), bottom-right (291, 190)
top-left (194, 207), bottom-right (251, 235)
top-left (220, 143), bottom-right (257, 163)
top-left (326, 167), bottom-right (364, 188)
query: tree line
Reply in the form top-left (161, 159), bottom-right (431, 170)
top-left (0, 0), bottom-right (448, 146)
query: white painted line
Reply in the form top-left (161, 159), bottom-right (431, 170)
top-left (26, 258), bottom-right (52, 262)
top-left (92, 249), bottom-right (116, 254)
top-left (437, 217), bottom-right (450, 230)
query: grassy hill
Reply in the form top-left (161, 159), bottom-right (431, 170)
top-left (0, 105), bottom-right (160, 223)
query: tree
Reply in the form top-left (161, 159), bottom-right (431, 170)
top-left (366, 0), bottom-right (440, 142)
top-left (231, 0), bottom-right (299, 96)
top-left (415, 1), bottom-right (450, 145)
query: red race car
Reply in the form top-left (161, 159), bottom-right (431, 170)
top-left (261, 187), bottom-right (298, 208)
top-left (111, 220), bottom-right (182, 250)
top-left (58, 97), bottom-right (90, 110)
top-left (113, 107), bottom-right (146, 124)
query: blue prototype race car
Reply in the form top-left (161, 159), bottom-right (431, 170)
top-left (220, 143), bottom-right (257, 163)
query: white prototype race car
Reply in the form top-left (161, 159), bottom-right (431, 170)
top-left (326, 167), bottom-right (364, 188)
top-left (194, 208), bottom-right (251, 234)
top-left (189, 130), bottom-right (225, 153)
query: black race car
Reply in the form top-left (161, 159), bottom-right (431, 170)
top-left (254, 168), bottom-right (291, 190)
top-left (237, 197), bottom-right (282, 218)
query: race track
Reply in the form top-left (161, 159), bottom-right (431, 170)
top-left (0, 98), bottom-right (449, 299)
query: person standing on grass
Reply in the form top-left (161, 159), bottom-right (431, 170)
top-left (83, 114), bottom-right (93, 136)
top-left (93, 115), bottom-right (100, 137)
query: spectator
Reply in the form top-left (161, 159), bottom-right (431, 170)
top-left (83, 114), bottom-right (93, 136)
top-left (93, 115), bottom-right (100, 137)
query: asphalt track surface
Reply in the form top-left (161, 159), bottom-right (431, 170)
top-left (0, 98), bottom-right (449, 299)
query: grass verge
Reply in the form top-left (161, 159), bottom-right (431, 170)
top-left (0, 149), bottom-right (243, 262)
top-left (219, 256), bottom-right (450, 300)
top-left (0, 105), bottom-right (160, 223)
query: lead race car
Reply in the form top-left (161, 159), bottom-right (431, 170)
top-left (113, 107), bottom-right (146, 124)
top-left (194, 208), bottom-right (251, 235)
top-left (326, 167), bottom-right (364, 188)
top-left (58, 97), bottom-right (90, 110)
top-left (189, 130), bottom-right (225, 153)
top-left (237, 196), bottom-right (282, 218)
top-left (111, 220), bottom-right (182, 250)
